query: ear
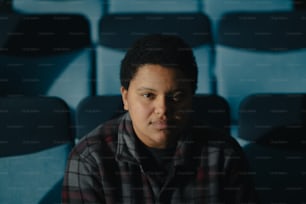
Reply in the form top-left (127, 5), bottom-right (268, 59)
top-left (120, 86), bottom-right (129, 111)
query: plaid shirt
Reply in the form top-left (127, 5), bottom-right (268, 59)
top-left (62, 113), bottom-right (258, 204)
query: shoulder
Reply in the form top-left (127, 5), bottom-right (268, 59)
top-left (68, 116), bottom-right (121, 163)
top-left (188, 126), bottom-right (250, 173)
top-left (190, 126), bottom-right (244, 156)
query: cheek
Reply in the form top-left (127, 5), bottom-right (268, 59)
top-left (128, 101), bottom-right (154, 120)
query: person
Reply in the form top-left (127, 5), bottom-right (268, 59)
top-left (62, 34), bottom-right (259, 203)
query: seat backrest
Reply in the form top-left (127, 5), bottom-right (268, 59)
top-left (192, 94), bottom-right (231, 135)
top-left (76, 95), bottom-right (125, 139)
top-left (0, 0), bottom-right (13, 12)
top-left (0, 13), bottom-right (92, 111)
top-left (215, 11), bottom-right (306, 123)
top-left (12, 0), bottom-right (103, 43)
top-left (238, 93), bottom-right (306, 203)
top-left (239, 93), bottom-right (306, 143)
top-left (203, 0), bottom-right (293, 38)
top-left (0, 96), bottom-right (74, 203)
top-left (97, 13), bottom-right (213, 95)
top-left (106, 0), bottom-right (201, 13)
top-left (75, 94), bottom-right (231, 140)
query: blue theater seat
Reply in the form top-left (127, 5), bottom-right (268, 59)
top-left (106, 0), bottom-right (201, 13)
top-left (0, 96), bottom-right (74, 204)
top-left (97, 13), bottom-right (214, 95)
top-left (12, 0), bottom-right (104, 43)
top-left (75, 94), bottom-right (231, 140)
top-left (203, 0), bottom-right (293, 38)
top-left (75, 95), bottom-right (125, 140)
top-left (215, 11), bottom-right (306, 123)
top-left (0, 13), bottom-right (93, 111)
top-left (238, 93), bottom-right (306, 203)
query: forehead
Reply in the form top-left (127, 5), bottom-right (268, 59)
top-left (133, 64), bottom-right (182, 80)
top-left (130, 64), bottom-right (192, 91)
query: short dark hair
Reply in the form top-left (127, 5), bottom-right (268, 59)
top-left (120, 34), bottom-right (198, 93)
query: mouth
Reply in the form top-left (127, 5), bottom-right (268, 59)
top-left (150, 120), bottom-right (179, 130)
top-left (151, 120), bottom-right (168, 130)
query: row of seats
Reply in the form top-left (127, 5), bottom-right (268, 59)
top-left (1, 93), bottom-right (306, 203)
top-left (2, 10), bottom-right (306, 124)
top-left (12, 0), bottom-right (296, 42)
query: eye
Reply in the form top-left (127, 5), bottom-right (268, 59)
top-left (171, 92), bottom-right (184, 102)
top-left (142, 93), bottom-right (155, 100)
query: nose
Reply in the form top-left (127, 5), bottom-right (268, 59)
top-left (154, 96), bottom-right (168, 116)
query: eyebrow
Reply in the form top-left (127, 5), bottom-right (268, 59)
top-left (136, 87), bottom-right (156, 92)
top-left (136, 87), bottom-right (184, 94)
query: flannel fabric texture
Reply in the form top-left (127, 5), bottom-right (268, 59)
top-left (62, 113), bottom-right (258, 203)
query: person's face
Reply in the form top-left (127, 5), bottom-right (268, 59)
top-left (121, 64), bottom-right (193, 149)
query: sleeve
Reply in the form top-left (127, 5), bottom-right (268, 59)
top-left (61, 150), bottom-right (105, 204)
top-left (223, 144), bottom-right (260, 204)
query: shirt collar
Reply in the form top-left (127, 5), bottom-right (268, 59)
top-left (116, 112), bottom-right (140, 164)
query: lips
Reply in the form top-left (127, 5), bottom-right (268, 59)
top-left (150, 119), bottom-right (180, 130)
top-left (151, 120), bottom-right (169, 130)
